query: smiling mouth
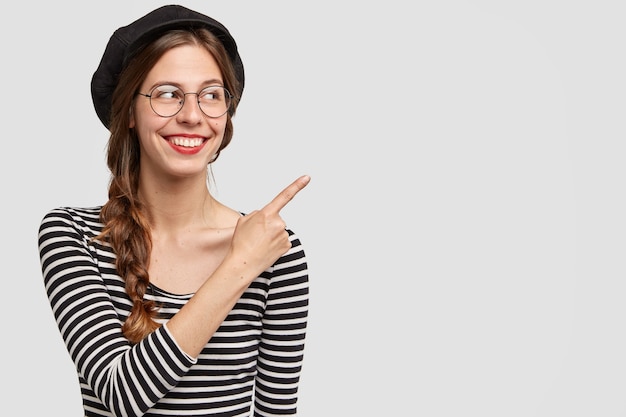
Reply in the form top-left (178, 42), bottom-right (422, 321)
top-left (169, 137), bottom-right (205, 148)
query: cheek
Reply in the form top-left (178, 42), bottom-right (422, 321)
top-left (212, 120), bottom-right (227, 138)
top-left (131, 105), bottom-right (165, 134)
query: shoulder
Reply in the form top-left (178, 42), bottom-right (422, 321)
top-left (39, 206), bottom-right (104, 237)
top-left (278, 228), bottom-right (308, 268)
top-left (40, 205), bottom-right (103, 224)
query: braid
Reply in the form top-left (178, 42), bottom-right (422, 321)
top-left (98, 176), bottom-right (161, 344)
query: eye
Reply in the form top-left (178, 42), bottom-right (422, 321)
top-left (199, 86), bottom-right (225, 102)
top-left (152, 85), bottom-right (182, 100)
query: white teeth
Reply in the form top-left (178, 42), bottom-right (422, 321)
top-left (170, 137), bottom-right (204, 147)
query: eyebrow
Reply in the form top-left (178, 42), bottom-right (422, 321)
top-left (144, 78), bottom-right (225, 91)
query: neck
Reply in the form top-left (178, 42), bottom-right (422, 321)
top-left (138, 173), bottom-right (219, 232)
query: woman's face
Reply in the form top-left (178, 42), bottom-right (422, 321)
top-left (131, 43), bottom-right (228, 180)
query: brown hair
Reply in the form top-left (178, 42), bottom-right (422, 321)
top-left (96, 29), bottom-right (241, 344)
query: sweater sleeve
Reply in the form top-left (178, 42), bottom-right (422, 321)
top-left (254, 230), bottom-right (309, 416)
top-left (38, 208), bottom-right (196, 417)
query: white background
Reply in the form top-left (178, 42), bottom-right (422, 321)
top-left (2, 1), bottom-right (626, 415)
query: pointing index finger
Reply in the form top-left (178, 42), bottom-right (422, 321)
top-left (263, 175), bottom-right (311, 214)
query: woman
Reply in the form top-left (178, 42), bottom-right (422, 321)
top-left (38, 5), bottom-right (310, 416)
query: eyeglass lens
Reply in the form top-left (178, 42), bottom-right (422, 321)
top-left (149, 85), bottom-right (231, 118)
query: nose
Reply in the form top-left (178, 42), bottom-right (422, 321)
top-left (176, 92), bottom-right (203, 123)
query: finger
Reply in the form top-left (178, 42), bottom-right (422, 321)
top-left (263, 175), bottom-right (310, 214)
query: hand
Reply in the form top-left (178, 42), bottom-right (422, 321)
top-left (230, 175), bottom-right (310, 276)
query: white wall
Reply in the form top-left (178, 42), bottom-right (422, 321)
top-left (4, 1), bottom-right (626, 415)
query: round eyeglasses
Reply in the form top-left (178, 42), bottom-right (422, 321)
top-left (137, 84), bottom-right (232, 118)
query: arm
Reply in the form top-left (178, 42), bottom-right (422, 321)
top-left (255, 231), bottom-right (309, 416)
top-left (165, 175), bottom-right (310, 358)
top-left (39, 207), bottom-right (196, 417)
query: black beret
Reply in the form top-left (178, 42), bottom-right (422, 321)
top-left (91, 4), bottom-right (245, 129)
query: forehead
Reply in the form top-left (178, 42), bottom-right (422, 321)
top-left (143, 44), bottom-right (223, 87)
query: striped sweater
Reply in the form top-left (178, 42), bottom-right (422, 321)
top-left (38, 206), bottom-right (309, 417)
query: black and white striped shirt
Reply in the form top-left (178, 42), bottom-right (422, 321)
top-left (38, 206), bottom-right (309, 417)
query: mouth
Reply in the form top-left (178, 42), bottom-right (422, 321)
top-left (168, 136), bottom-right (206, 148)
